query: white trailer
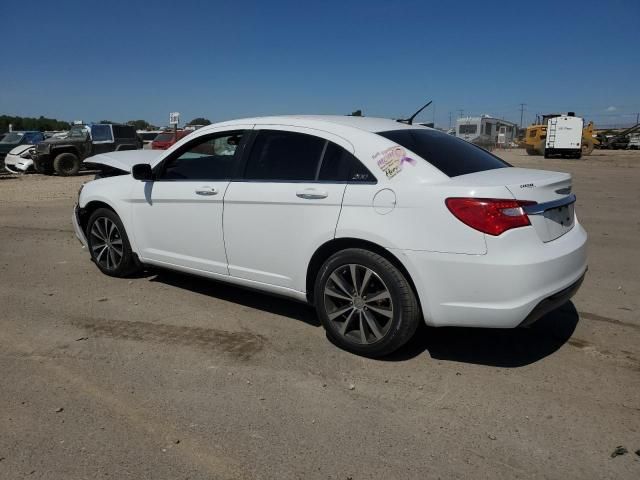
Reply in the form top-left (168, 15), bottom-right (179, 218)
top-left (544, 115), bottom-right (583, 159)
top-left (456, 115), bottom-right (517, 149)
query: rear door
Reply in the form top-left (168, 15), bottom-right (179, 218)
top-left (90, 124), bottom-right (115, 155)
top-left (223, 127), bottom-right (355, 290)
top-left (130, 128), bottom-right (250, 274)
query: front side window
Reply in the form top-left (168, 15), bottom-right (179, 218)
top-left (91, 125), bottom-right (113, 142)
top-left (244, 130), bottom-right (325, 181)
top-left (485, 123), bottom-right (492, 135)
top-left (159, 131), bottom-right (245, 180)
top-left (377, 129), bottom-right (509, 178)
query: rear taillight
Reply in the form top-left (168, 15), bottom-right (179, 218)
top-left (445, 198), bottom-right (537, 236)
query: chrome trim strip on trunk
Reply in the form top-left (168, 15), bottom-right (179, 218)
top-left (523, 194), bottom-right (576, 215)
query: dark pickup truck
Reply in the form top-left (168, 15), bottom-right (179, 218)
top-left (33, 123), bottom-right (141, 176)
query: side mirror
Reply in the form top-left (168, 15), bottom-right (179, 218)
top-left (132, 163), bottom-right (153, 181)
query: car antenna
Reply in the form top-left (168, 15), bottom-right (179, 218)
top-left (397, 100), bottom-right (432, 125)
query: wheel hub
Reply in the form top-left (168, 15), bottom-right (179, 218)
top-left (323, 263), bottom-right (394, 345)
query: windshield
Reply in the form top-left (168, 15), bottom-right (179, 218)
top-left (0, 133), bottom-right (24, 143)
top-left (68, 127), bottom-right (88, 138)
top-left (377, 129), bottom-right (510, 178)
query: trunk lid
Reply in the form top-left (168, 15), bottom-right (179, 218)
top-left (449, 167), bottom-right (575, 242)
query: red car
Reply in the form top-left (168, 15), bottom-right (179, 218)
top-left (151, 130), bottom-right (191, 150)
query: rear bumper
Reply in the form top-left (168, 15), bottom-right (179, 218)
top-left (394, 222), bottom-right (588, 328)
top-left (518, 272), bottom-right (585, 327)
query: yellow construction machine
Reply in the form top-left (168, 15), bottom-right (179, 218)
top-left (522, 113), bottom-right (598, 156)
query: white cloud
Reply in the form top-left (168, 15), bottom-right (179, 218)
top-left (606, 106), bottom-right (617, 112)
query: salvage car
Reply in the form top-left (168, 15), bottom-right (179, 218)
top-left (0, 131), bottom-right (45, 167)
top-left (73, 116), bottom-right (588, 357)
top-left (151, 129), bottom-right (191, 150)
top-left (33, 123), bottom-right (141, 176)
top-left (4, 144), bottom-right (37, 173)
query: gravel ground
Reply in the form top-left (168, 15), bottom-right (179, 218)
top-left (0, 149), bottom-right (639, 479)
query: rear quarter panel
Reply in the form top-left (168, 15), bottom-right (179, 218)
top-left (336, 130), bottom-right (490, 255)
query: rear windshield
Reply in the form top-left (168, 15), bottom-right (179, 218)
top-left (377, 129), bottom-right (509, 177)
top-left (154, 133), bottom-right (174, 142)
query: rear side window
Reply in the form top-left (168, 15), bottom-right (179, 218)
top-left (245, 130), bottom-right (325, 181)
top-left (319, 142), bottom-right (375, 182)
top-left (377, 129), bottom-right (509, 177)
top-left (113, 125), bottom-right (136, 139)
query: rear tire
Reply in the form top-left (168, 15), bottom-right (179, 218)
top-left (314, 248), bottom-right (420, 358)
top-left (53, 152), bottom-right (80, 176)
top-left (86, 208), bottom-right (139, 277)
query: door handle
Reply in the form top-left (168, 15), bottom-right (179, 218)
top-left (195, 187), bottom-right (218, 196)
top-left (296, 189), bottom-right (328, 200)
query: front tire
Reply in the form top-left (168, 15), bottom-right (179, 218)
top-left (53, 152), bottom-right (80, 176)
top-left (86, 208), bottom-right (139, 277)
top-left (314, 248), bottom-right (420, 358)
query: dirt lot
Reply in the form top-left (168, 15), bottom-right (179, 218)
top-left (1, 149), bottom-right (639, 479)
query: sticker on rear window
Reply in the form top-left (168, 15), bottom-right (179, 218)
top-left (373, 146), bottom-right (416, 179)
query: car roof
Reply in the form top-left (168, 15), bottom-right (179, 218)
top-left (206, 115), bottom-right (429, 134)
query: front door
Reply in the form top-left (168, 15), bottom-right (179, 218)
top-left (130, 128), bottom-right (249, 275)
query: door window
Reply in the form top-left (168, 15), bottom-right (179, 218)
top-left (158, 131), bottom-right (245, 180)
top-left (318, 142), bottom-right (375, 183)
top-left (112, 125), bottom-right (136, 139)
top-left (91, 125), bottom-right (114, 143)
top-left (244, 130), bottom-right (325, 181)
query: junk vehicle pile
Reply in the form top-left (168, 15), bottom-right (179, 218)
top-left (1, 124), bottom-right (195, 176)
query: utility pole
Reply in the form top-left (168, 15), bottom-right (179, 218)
top-left (448, 112), bottom-right (452, 130)
top-left (519, 103), bottom-right (526, 128)
top-left (636, 112), bottom-right (639, 124)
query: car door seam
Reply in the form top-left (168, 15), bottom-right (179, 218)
top-left (221, 181), bottom-right (233, 275)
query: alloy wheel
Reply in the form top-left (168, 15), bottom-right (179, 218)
top-left (323, 264), bottom-right (394, 345)
top-left (90, 217), bottom-right (124, 270)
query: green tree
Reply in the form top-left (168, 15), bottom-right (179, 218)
top-left (0, 115), bottom-right (71, 132)
top-left (349, 110), bottom-right (363, 117)
top-left (187, 117), bottom-right (212, 126)
top-left (127, 119), bottom-right (155, 130)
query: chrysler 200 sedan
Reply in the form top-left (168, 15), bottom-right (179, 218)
top-left (73, 116), bottom-right (587, 357)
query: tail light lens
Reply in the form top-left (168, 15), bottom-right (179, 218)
top-left (445, 198), bottom-right (537, 236)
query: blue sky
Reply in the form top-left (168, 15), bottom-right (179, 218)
top-left (2, 0), bottom-right (638, 128)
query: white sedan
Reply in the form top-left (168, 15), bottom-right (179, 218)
top-left (73, 116), bottom-right (587, 357)
top-left (4, 144), bottom-right (37, 173)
